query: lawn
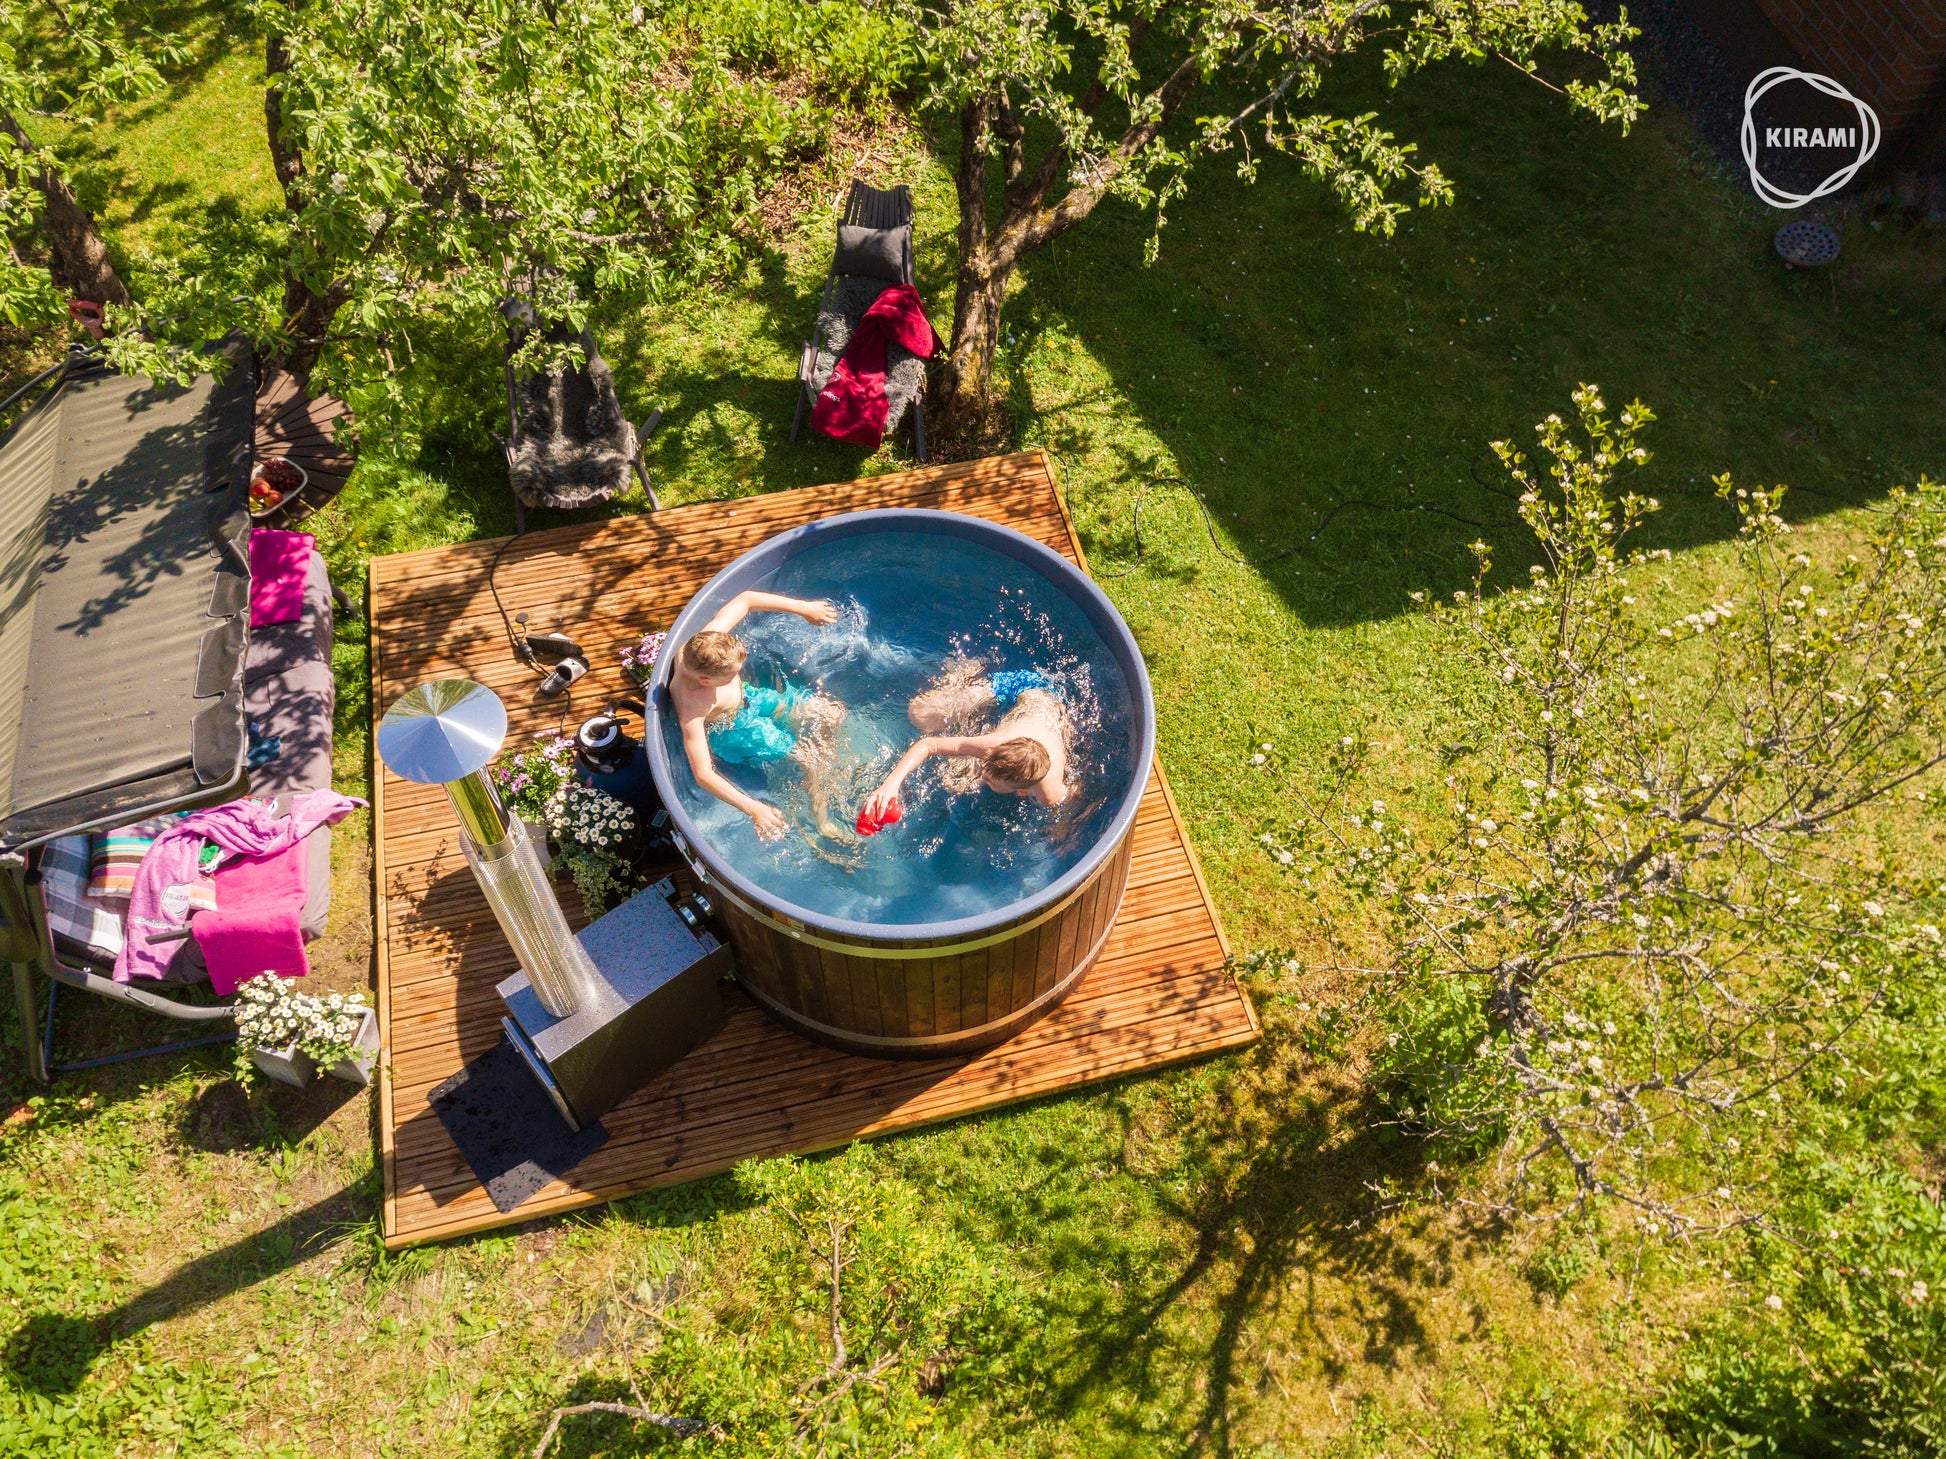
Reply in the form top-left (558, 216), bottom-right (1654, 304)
top-left (4, 11), bottom-right (1945, 1457)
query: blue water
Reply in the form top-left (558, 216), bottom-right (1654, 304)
top-left (659, 532), bottom-right (1138, 926)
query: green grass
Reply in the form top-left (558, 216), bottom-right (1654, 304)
top-left (4, 18), bottom-right (1946, 1458)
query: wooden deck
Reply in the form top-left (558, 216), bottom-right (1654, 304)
top-left (370, 450), bottom-right (1258, 1247)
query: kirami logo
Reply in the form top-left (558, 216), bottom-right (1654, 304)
top-left (1741, 67), bottom-right (1881, 210)
top-left (1764, 125), bottom-right (1861, 148)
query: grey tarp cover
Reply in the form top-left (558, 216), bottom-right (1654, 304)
top-left (0, 346), bottom-right (254, 852)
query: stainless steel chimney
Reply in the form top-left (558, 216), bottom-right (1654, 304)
top-left (376, 680), bottom-right (602, 1019)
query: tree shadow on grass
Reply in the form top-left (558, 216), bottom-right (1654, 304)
top-left (1010, 53), bottom-right (1946, 631)
top-left (602, 245), bottom-right (910, 502)
top-left (1033, 1029), bottom-right (1467, 1459)
top-left (2, 1172), bottom-right (372, 1396)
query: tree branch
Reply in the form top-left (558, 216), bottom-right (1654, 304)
top-left (530, 1399), bottom-right (720, 1458)
top-left (997, 52), bottom-right (1203, 265)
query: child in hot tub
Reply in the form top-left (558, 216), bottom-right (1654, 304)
top-left (859, 658), bottom-right (1070, 823)
top-left (670, 591), bottom-right (846, 840)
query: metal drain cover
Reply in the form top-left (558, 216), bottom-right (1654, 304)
top-left (1774, 221), bottom-right (1841, 268)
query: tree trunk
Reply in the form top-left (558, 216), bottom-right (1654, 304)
top-left (933, 249), bottom-right (1011, 448)
top-left (264, 23), bottom-right (342, 386)
top-left (931, 94), bottom-right (1009, 447)
top-left (929, 55), bottom-right (1202, 449)
top-left (276, 275), bottom-right (348, 385)
top-left (0, 111), bottom-right (130, 308)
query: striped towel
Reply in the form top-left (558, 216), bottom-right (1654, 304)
top-left (88, 814), bottom-right (187, 901)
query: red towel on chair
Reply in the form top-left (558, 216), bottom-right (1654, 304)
top-left (249, 529), bottom-right (314, 629)
top-left (811, 284), bottom-right (941, 450)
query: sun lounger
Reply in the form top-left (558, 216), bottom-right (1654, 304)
top-left (0, 344), bottom-right (346, 1079)
top-left (791, 181), bottom-right (929, 460)
top-left (497, 294), bottom-right (662, 530)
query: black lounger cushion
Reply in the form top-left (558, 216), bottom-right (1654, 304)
top-left (834, 223), bottom-right (909, 284)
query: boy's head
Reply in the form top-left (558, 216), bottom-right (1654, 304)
top-left (984, 737), bottom-right (1049, 792)
top-left (681, 630), bottom-right (746, 683)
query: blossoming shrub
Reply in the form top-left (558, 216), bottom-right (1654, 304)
top-left (1370, 972), bottom-right (1507, 1163)
top-left (1655, 1161), bottom-right (1945, 1455)
top-left (1273, 386), bottom-right (1946, 1230)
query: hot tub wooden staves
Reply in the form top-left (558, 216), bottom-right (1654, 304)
top-left (710, 832), bottom-right (1135, 1056)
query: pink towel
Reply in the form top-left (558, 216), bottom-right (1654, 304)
top-left (810, 284), bottom-right (941, 450)
top-left (214, 836), bottom-right (309, 912)
top-left (115, 791), bottom-right (361, 982)
top-left (197, 832), bottom-right (314, 994)
top-left (249, 529), bottom-right (315, 628)
top-left (194, 907), bottom-right (307, 996)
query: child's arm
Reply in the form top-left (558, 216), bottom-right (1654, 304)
top-left (704, 590), bottom-right (838, 631)
top-left (862, 733), bottom-right (998, 819)
top-left (680, 717), bottom-right (788, 839)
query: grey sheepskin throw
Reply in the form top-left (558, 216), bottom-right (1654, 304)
top-left (506, 330), bottom-right (637, 510)
top-left (809, 277), bottom-right (927, 433)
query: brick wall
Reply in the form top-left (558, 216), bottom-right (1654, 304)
top-left (1752, 0), bottom-right (1946, 137)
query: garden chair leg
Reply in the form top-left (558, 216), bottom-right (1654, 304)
top-left (12, 962), bottom-right (48, 1084)
top-left (633, 408), bottom-right (663, 510)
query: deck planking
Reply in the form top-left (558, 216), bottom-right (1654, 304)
top-left (371, 449), bottom-right (1258, 1247)
top-left (254, 369), bottom-right (356, 526)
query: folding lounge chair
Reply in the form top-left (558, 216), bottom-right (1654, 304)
top-left (497, 295), bottom-right (662, 532)
top-left (790, 181), bottom-right (928, 461)
top-left (0, 343), bottom-right (342, 1081)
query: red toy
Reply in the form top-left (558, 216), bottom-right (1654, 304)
top-left (854, 796), bottom-right (903, 837)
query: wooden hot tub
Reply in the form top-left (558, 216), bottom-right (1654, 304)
top-left (644, 509), bottom-right (1155, 1058)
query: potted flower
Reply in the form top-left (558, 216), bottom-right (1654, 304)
top-left (619, 629), bottom-right (666, 688)
top-left (546, 780), bottom-right (641, 915)
top-left (490, 730), bottom-right (576, 839)
top-left (234, 975), bottom-right (379, 1088)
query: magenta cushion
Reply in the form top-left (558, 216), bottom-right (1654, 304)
top-left (249, 529), bottom-right (316, 629)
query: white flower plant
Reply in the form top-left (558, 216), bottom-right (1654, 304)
top-left (233, 974), bottom-right (374, 1083)
top-left (547, 779), bottom-right (640, 916)
top-left (491, 733), bottom-right (645, 916)
top-left (1262, 386), bottom-right (1946, 1237)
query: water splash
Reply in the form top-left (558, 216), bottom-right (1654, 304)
top-left (668, 533), bottom-right (1138, 924)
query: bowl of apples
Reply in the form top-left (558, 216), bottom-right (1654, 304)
top-left (248, 457), bottom-right (308, 518)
